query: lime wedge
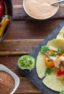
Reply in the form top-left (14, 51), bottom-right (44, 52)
top-left (18, 55), bottom-right (35, 71)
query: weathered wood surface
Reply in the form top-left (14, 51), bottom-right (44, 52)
top-left (0, 0), bottom-right (64, 94)
top-left (6, 20), bottom-right (61, 39)
top-left (0, 39), bottom-right (43, 55)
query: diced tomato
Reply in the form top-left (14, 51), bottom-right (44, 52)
top-left (60, 66), bottom-right (64, 71)
top-left (57, 70), bottom-right (64, 76)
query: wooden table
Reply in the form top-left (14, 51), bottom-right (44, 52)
top-left (0, 0), bottom-right (64, 94)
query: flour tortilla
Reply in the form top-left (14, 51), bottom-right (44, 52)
top-left (56, 26), bottom-right (64, 39)
top-left (36, 39), bottom-right (64, 78)
top-left (36, 39), bottom-right (64, 79)
top-left (36, 52), bottom-right (46, 78)
top-left (43, 73), bottom-right (64, 92)
top-left (36, 39), bottom-right (64, 92)
top-left (47, 26), bottom-right (64, 49)
top-left (36, 27), bottom-right (64, 79)
top-left (47, 39), bottom-right (64, 50)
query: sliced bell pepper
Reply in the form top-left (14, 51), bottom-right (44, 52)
top-left (45, 58), bottom-right (54, 68)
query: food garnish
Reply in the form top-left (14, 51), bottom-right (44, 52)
top-left (40, 45), bottom-right (64, 79)
top-left (57, 48), bottom-right (62, 54)
top-left (50, 52), bottom-right (56, 57)
top-left (45, 67), bottom-right (51, 75)
top-left (40, 45), bottom-right (48, 54)
top-left (18, 55), bottom-right (35, 71)
top-left (60, 91), bottom-right (64, 94)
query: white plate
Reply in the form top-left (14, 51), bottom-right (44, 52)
top-left (0, 64), bottom-right (20, 94)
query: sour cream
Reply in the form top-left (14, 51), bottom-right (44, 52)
top-left (23, 0), bottom-right (59, 19)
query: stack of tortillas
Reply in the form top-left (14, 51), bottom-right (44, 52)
top-left (36, 27), bottom-right (64, 92)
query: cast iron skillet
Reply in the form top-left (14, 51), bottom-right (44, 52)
top-left (0, 0), bottom-right (12, 42)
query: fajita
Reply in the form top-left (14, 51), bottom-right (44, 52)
top-left (36, 27), bottom-right (64, 92)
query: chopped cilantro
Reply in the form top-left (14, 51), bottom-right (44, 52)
top-left (45, 67), bottom-right (51, 75)
top-left (50, 52), bottom-right (56, 57)
top-left (40, 45), bottom-right (48, 54)
top-left (57, 48), bottom-right (62, 54)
